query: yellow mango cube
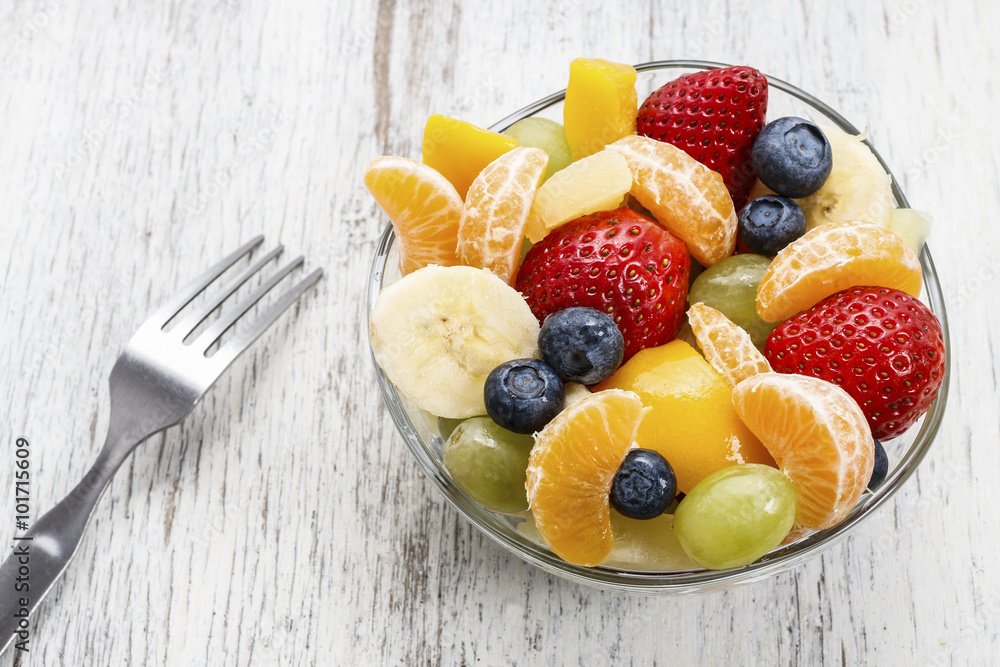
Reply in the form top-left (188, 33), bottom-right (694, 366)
top-left (563, 58), bottom-right (638, 160)
top-left (422, 114), bottom-right (519, 199)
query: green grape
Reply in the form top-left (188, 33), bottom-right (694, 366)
top-left (520, 508), bottom-right (698, 572)
top-left (688, 256), bottom-right (706, 285)
top-left (502, 117), bottom-right (574, 181)
top-left (520, 237), bottom-right (534, 263)
top-left (688, 254), bottom-right (777, 348)
top-left (437, 416), bottom-right (466, 441)
top-left (673, 464), bottom-right (796, 570)
top-left (442, 417), bottom-right (534, 514)
top-left (604, 511), bottom-right (696, 571)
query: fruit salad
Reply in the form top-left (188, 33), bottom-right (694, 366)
top-left (366, 60), bottom-right (945, 572)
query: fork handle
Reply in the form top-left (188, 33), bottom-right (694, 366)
top-left (0, 433), bottom-right (135, 655)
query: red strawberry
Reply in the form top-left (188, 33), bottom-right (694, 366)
top-left (515, 207), bottom-right (689, 362)
top-left (764, 287), bottom-right (945, 439)
top-left (637, 66), bottom-right (768, 211)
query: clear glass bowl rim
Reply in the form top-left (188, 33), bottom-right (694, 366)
top-left (367, 59), bottom-right (951, 593)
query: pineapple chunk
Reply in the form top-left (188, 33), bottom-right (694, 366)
top-left (524, 149), bottom-right (632, 243)
top-left (888, 208), bottom-right (932, 255)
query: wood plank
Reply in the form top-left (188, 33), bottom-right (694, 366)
top-left (0, 0), bottom-right (996, 664)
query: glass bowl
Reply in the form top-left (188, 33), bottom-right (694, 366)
top-left (367, 59), bottom-right (951, 593)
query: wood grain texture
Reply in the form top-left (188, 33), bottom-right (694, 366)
top-left (0, 0), bottom-right (997, 664)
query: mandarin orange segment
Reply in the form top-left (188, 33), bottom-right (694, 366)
top-left (563, 58), bottom-right (638, 160)
top-left (363, 156), bottom-right (464, 275)
top-left (607, 135), bottom-right (737, 266)
top-left (595, 340), bottom-right (775, 495)
top-left (457, 147), bottom-right (548, 284)
top-left (732, 373), bottom-right (874, 530)
top-left (780, 525), bottom-right (814, 546)
top-left (755, 219), bottom-right (922, 322)
top-left (422, 114), bottom-right (519, 199)
top-left (526, 389), bottom-right (648, 567)
top-left (688, 303), bottom-right (772, 390)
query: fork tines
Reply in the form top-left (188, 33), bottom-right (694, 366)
top-left (154, 236), bottom-right (322, 364)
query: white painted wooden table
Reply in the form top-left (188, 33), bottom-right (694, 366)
top-left (1, 1), bottom-right (997, 664)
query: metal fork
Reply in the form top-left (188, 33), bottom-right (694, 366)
top-left (0, 236), bottom-right (322, 655)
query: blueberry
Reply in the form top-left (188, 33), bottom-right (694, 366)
top-left (538, 307), bottom-right (625, 385)
top-left (868, 438), bottom-right (889, 491)
top-left (484, 359), bottom-right (565, 434)
top-left (751, 116), bottom-right (833, 198)
top-left (738, 195), bottom-right (806, 256)
top-left (609, 449), bottom-right (677, 520)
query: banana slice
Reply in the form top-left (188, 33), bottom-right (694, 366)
top-left (798, 125), bottom-right (893, 230)
top-left (563, 382), bottom-right (592, 407)
top-left (369, 265), bottom-right (541, 418)
top-left (748, 125), bottom-right (893, 231)
top-left (887, 208), bottom-right (932, 255)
